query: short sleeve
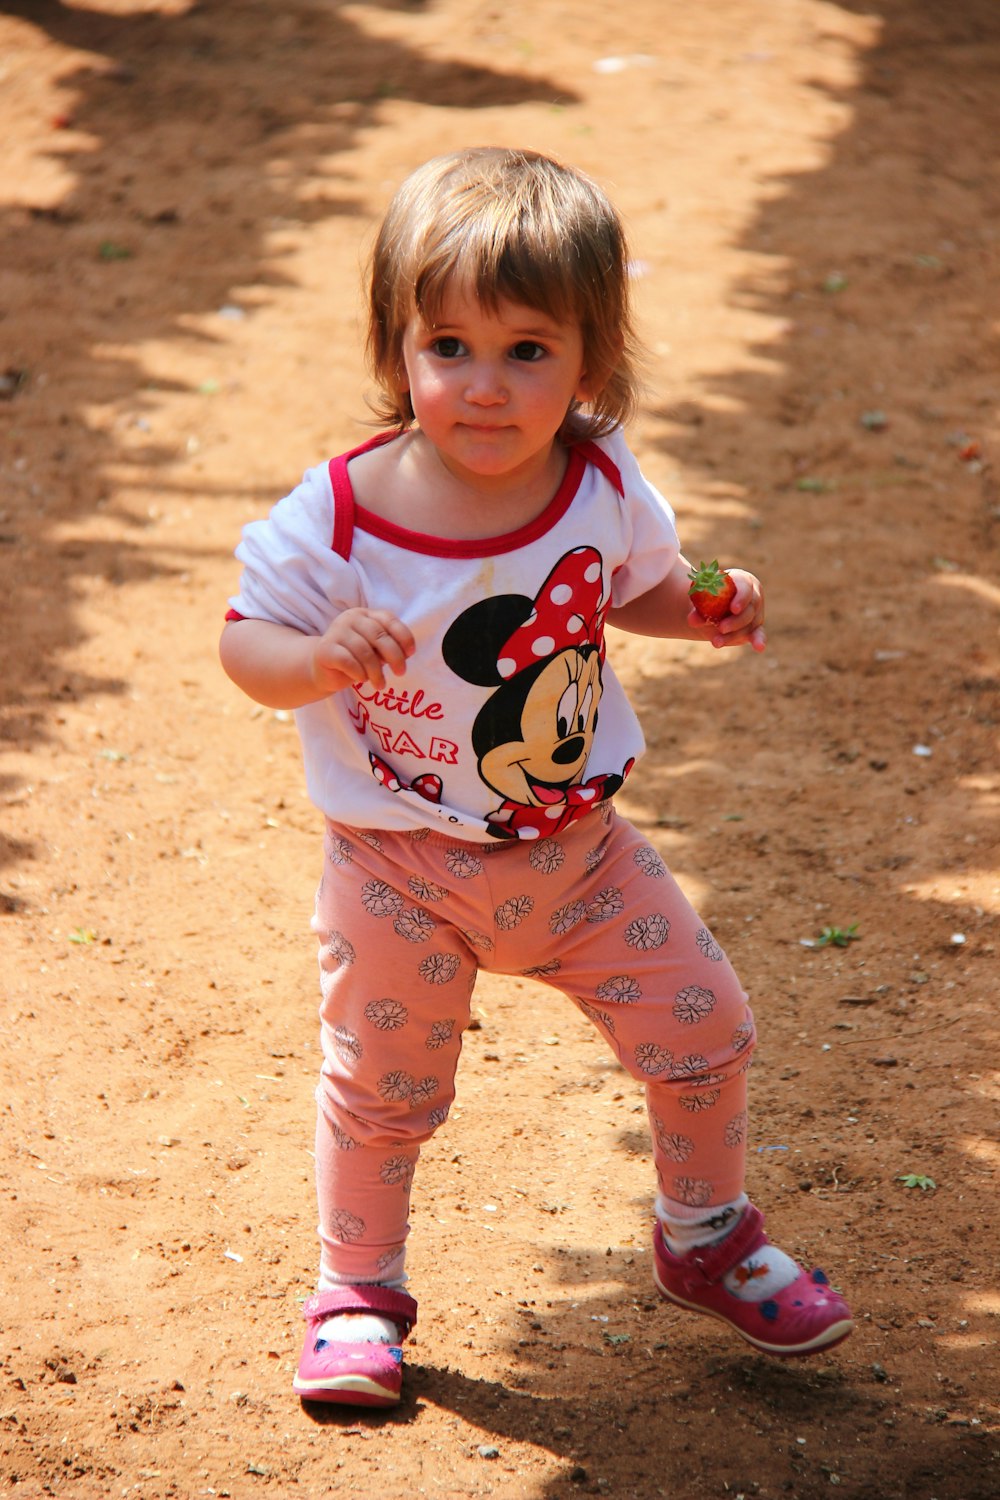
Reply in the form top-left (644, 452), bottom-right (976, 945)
top-left (227, 464), bottom-right (364, 633)
top-left (595, 430), bottom-right (681, 607)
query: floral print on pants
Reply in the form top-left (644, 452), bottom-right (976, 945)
top-left (312, 806), bottom-right (755, 1285)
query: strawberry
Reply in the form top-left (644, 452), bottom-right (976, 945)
top-left (688, 559), bottom-right (737, 622)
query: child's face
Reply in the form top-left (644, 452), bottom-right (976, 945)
top-left (399, 285), bottom-right (593, 490)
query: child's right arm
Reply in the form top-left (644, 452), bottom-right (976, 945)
top-left (219, 608), bottom-right (415, 709)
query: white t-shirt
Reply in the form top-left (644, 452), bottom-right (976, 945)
top-left (228, 426), bottom-right (679, 842)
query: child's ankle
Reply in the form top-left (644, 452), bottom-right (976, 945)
top-left (658, 1192), bottom-right (748, 1256)
top-left (658, 1196), bottom-right (802, 1302)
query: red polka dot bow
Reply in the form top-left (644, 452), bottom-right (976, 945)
top-left (497, 547), bottom-right (609, 680)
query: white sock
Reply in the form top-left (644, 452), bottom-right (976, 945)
top-left (315, 1312), bottom-right (400, 1347)
top-left (661, 1194), bottom-right (748, 1255)
top-left (313, 1256), bottom-right (408, 1346)
top-left (661, 1195), bottom-right (800, 1302)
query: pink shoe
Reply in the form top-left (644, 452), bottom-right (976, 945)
top-left (293, 1286), bottom-right (418, 1406)
top-left (653, 1205), bottom-right (853, 1358)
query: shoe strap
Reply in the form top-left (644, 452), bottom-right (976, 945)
top-left (686, 1204), bottom-right (767, 1284)
top-left (303, 1286), bottom-right (418, 1336)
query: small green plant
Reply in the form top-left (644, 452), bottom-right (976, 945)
top-left (898, 1173), bottom-right (936, 1191)
top-left (815, 922), bottom-right (860, 948)
top-left (98, 241), bottom-right (132, 261)
top-left (795, 476), bottom-right (836, 493)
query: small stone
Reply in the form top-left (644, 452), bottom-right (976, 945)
top-left (478, 1444), bottom-right (500, 1460)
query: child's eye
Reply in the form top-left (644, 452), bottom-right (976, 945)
top-left (431, 336), bottom-right (466, 358)
top-left (511, 341), bottom-right (545, 362)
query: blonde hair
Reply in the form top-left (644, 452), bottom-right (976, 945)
top-left (366, 147), bottom-right (642, 440)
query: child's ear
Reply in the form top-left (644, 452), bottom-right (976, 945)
top-left (576, 333), bottom-right (624, 403)
top-left (575, 371), bottom-right (597, 404)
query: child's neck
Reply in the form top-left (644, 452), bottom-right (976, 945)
top-left (352, 430), bottom-right (570, 542)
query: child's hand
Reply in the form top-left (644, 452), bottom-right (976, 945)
top-left (687, 568), bottom-right (766, 653)
top-left (311, 608), bottom-right (416, 692)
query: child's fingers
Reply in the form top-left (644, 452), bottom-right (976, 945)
top-left (711, 623), bottom-right (766, 651)
top-left (718, 607), bottom-right (764, 641)
top-left (725, 573), bottom-right (763, 624)
top-left (319, 610), bottom-right (413, 687)
top-left (708, 592), bottom-right (765, 650)
top-left (689, 599), bottom-right (761, 648)
top-left (713, 574), bottom-right (764, 646)
top-left (369, 611), bottom-right (416, 673)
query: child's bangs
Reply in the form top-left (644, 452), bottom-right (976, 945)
top-left (412, 216), bottom-right (581, 329)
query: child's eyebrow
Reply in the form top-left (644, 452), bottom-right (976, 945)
top-left (504, 318), bottom-right (572, 340)
top-left (422, 310), bottom-right (574, 342)
top-left (509, 330), bottom-right (564, 345)
top-left (430, 324), bottom-right (564, 340)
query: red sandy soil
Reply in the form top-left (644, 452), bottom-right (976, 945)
top-left (1, 2), bottom-right (997, 1497)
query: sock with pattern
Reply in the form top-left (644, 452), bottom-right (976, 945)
top-left (660, 1195), bottom-right (800, 1302)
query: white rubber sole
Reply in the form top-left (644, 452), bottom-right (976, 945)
top-left (293, 1372), bottom-right (400, 1404)
top-left (654, 1269), bottom-right (854, 1358)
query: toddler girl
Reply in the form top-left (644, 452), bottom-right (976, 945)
top-left (220, 147), bottom-right (852, 1406)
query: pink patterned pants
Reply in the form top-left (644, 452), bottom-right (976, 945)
top-left (312, 805), bottom-right (755, 1286)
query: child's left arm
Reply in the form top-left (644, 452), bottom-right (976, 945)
top-left (608, 555), bottom-right (766, 652)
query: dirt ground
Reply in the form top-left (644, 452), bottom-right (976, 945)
top-left (1, 2), bottom-right (998, 1497)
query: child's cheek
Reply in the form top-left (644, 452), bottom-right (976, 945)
top-left (410, 365), bottom-right (451, 424)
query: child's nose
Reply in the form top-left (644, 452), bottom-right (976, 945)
top-left (464, 361), bottom-right (507, 405)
